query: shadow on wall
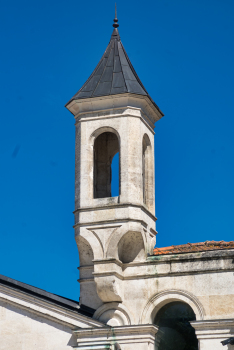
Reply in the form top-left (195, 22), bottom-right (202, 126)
top-left (67, 333), bottom-right (78, 347)
top-left (77, 236), bottom-right (94, 266)
top-left (118, 231), bottom-right (145, 263)
top-left (227, 345), bottom-right (234, 350)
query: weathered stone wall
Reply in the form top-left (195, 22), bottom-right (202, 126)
top-left (91, 249), bottom-right (234, 327)
top-left (67, 94), bottom-right (234, 350)
top-left (0, 279), bottom-right (104, 350)
top-left (0, 300), bottom-right (74, 350)
top-left (71, 95), bottom-right (159, 310)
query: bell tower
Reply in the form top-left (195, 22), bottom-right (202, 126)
top-left (66, 13), bottom-right (163, 313)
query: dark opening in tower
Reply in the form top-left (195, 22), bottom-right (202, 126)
top-left (94, 132), bottom-right (120, 198)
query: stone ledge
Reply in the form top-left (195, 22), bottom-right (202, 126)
top-left (191, 319), bottom-right (234, 339)
top-left (73, 324), bottom-right (158, 349)
top-left (74, 202), bottom-right (157, 222)
top-left (148, 248), bottom-right (234, 262)
top-left (74, 219), bottom-right (148, 229)
top-left (67, 93), bottom-right (163, 124)
top-left (0, 283), bottom-right (103, 329)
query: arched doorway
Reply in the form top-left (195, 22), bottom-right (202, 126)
top-left (154, 301), bottom-right (198, 350)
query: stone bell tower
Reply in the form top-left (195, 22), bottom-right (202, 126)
top-left (66, 13), bottom-right (163, 314)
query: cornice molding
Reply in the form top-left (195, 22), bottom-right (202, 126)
top-left (191, 319), bottom-right (234, 339)
top-left (0, 284), bottom-right (103, 328)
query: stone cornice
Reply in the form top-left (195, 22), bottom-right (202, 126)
top-left (74, 324), bottom-right (158, 336)
top-left (78, 249), bottom-right (234, 283)
top-left (0, 283), bottom-right (103, 329)
top-left (67, 93), bottom-right (163, 124)
top-left (191, 319), bottom-right (234, 329)
top-left (191, 319), bottom-right (234, 339)
top-left (147, 248), bottom-right (234, 262)
top-left (73, 324), bottom-right (158, 349)
top-left (74, 202), bottom-right (157, 222)
top-left (75, 106), bottom-right (155, 134)
top-left (74, 218), bottom-right (149, 229)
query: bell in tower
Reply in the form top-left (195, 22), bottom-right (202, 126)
top-left (65, 10), bottom-right (163, 315)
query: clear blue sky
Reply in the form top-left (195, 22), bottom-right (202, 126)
top-left (0, 0), bottom-right (233, 301)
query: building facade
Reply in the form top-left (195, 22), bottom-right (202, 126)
top-left (1, 14), bottom-right (234, 350)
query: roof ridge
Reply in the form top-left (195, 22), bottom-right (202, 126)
top-left (120, 42), bottom-right (148, 95)
top-left (92, 40), bottom-right (113, 97)
top-left (118, 41), bottom-right (128, 93)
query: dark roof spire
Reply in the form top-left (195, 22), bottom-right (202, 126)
top-left (113, 4), bottom-right (119, 28)
top-left (65, 13), bottom-right (163, 117)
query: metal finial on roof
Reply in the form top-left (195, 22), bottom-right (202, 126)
top-left (113, 3), bottom-right (119, 28)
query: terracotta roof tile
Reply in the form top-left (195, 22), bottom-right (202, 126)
top-left (153, 241), bottom-right (234, 256)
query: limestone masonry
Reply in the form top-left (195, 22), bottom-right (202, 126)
top-left (0, 13), bottom-right (233, 350)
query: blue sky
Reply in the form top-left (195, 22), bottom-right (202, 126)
top-left (0, 0), bottom-right (233, 301)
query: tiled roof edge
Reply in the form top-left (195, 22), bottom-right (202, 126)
top-left (153, 241), bottom-right (234, 256)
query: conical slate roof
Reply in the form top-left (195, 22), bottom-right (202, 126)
top-left (67, 17), bottom-right (163, 115)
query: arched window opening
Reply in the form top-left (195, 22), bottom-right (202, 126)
top-left (94, 132), bottom-right (120, 199)
top-left (111, 152), bottom-right (119, 197)
top-left (154, 301), bottom-right (198, 350)
top-left (142, 134), bottom-right (151, 205)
